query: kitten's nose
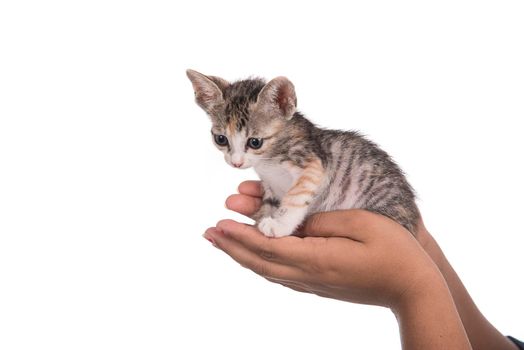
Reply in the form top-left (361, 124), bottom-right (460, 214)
top-left (233, 161), bottom-right (244, 168)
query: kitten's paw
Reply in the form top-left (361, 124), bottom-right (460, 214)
top-left (257, 217), bottom-right (295, 238)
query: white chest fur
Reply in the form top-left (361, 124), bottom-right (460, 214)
top-left (254, 161), bottom-right (302, 199)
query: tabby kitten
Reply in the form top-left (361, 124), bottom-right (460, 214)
top-left (187, 69), bottom-right (420, 237)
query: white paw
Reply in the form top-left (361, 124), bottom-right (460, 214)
top-left (257, 217), bottom-right (295, 238)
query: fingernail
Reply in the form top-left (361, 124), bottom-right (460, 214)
top-left (202, 233), bottom-right (217, 246)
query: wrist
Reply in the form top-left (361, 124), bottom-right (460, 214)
top-left (415, 223), bottom-right (447, 272)
top-left (391, 265), bottom-right (448, 317)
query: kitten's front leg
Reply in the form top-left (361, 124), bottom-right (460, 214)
top-left (253, 182), bottom-right (280, 222)
top-left (258, 159), bottom-right (325, 238)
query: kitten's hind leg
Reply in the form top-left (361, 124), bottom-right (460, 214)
top-left (258, 159), bottom-right (325, 238)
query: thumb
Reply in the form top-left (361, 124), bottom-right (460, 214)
top-left (300, 209), bottom-right (391, 242)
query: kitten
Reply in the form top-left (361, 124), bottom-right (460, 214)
top-left (187, 69), bottom-right (420, 237)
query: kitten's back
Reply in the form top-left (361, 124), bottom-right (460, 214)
top-left (312, 127), bottom-right (419, 233)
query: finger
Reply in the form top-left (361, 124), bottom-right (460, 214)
top-left (280, 284), bottom-right (311, 294)
top-left (216, 219), bottom-right (321, 267)
top-left (266, 277), bottom-right (334, 298)
top-left (204, 227), bottom-right (307, 282)
top-left (238, 180), bottom-right (263, 197)
top-left (225, 194), bottom-right (261, 218)
top-left (217, 219), bottom-right (343, 275)
top-left (265, 277), bottom-right (312, 294)
top-left (300, 209), bottom-right (398, 242)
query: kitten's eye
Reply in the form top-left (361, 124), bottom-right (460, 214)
top-left (214, 134), bottom-right (228, 146)
top-left (247, 138), bottom-right (263, 149)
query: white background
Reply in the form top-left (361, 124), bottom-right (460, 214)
top-left (1, 1), bottom-right (523, 349)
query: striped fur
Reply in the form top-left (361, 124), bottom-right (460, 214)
top-left (187, 70), bottom-right (420, 237)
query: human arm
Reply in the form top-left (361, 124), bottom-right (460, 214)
top-left (222, 180), bottom-right (518, 350)
top-left (415, 222), bottom-right (518, 350)
top-left (204, 183), bottom-right (472, 350)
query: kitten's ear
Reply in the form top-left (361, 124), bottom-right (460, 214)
top-left (256, 76), bottom-right (297, 120)
top-left (186, 69), bottom-right (230, 114)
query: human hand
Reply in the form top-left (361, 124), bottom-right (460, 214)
top-left (224, 180), bottom-right (446, 274)
top-left (204, 181), bottom-right (473, 349)
top-left (204, 181), bottom-right (443, 309)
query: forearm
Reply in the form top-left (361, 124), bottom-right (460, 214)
top-left (393, 272), bottom-right (471, 350)
top-left (417, 227), bottom-right (518, 350)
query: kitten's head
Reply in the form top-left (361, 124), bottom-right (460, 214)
top-left (186, 69), bottom-right (297, 169)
